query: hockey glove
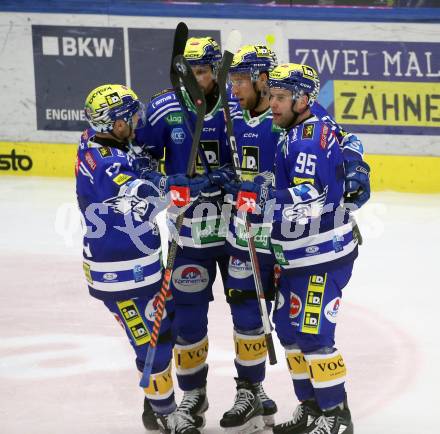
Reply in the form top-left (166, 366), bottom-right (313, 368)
top-left (341, 133), bottom-right (364, 161)
top-left (130, 146), bottom-right (159, 178)
top-left (237, 181), bottom-right (274, 215)
top-left (223, 180), bottom-right (241, 205)
top-left (207, 164), bottom-right (237, 187)
top-left (168, 174), bottom-right (210, 207)
top-left (344, 160), bottom-right (371, 209)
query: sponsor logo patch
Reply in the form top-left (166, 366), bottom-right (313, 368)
top-left (84, 152), bottom-right (96, 171)
top-left (98, 147), bottom-right (112, 158)
top-left (289, 292), bottom-right (302, 319)
top-left (324, 297), bottom-right (341, 324)
top-left (228, 256), bottom-right (253, 279)
top-left (320, 124), bottom-right (329, 149)
top-left (113, 173), bottom-right (132, 185)
top-left (165, 112), bottom-right (183, 125)
top-left (173, 265), bottom-right (209, 293)
top-left (302, 124), bottom-right (315, 140)
top-left (171, 127), bottom-right (186, 144)
top-left (145, 292), bottom-right (168, 322)
top-left (103, 272), bottom-right (118, 281)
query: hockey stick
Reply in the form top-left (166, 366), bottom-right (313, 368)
top-left (140, 53), bottom-right (207, 388)
top-left (217, 31), bottom-right (277, 365)
top-left (169, 22), bottom-right (213, 177)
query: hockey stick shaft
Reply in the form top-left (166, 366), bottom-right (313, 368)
top-left (169, 24), bottom-right (213, 177)
top-left (218, 47), bottom-right (277, 365)
top-left (140, 49), bottom-right (207, 387)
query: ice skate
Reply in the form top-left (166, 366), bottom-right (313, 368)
top-left (156, 410), bottom-right (203, 434)
top-left (273, 400), bottom-right (321, 433)
top-left (142, 397), bottom-right (160, 431)
top-left (220, 378), bottom-right (264, 434)
top-left (299, 403), bottom-right (353, 434)
top-left (177, 387), bottom-right (209, 427)
top-left (254, 382), bottom-right (277, 427)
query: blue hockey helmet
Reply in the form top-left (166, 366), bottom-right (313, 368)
top-left (84, 84), bottom-right (145, 133)
top-left (230, 45), bottom-right (277, 81)
top-left (184, 37), bottom-right (222, 67)
top-left (269, 63), bottom-right (320, 106)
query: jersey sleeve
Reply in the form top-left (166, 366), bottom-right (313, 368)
top-left (135, 91), bottom-right (181, 160)
top-left (312, 102), bottom-right (364, 161)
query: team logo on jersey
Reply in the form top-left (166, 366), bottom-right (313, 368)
top-left (241, 146), bottom-right (259, 178)
top-left (282, 188), bottom-right (326, 224)
top-left (196, 141), bottom-right (220, 171)
top-left (302, 124), bottom-right (315, 140)
top-left (171, 127), bottom-right (186, 144)
top-left (83, 151), bottom-right (96, 171)
top-left (289, 292), bottom-right (302, 319)
top-left (98, 147), bottom-right (112, 158)
top-left (165, 112), bottom-right (183, 125)
top-left (172, 265), bottom-right (209, 293)
top-left (325, 297), bottom-right (341, 324)
top-left (228, 257), bottom-right (253, 279)
top-left (103, 193), bottom-right (148, 221)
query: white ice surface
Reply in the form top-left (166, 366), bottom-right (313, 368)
top-left (1, 177), bottom-right (439, 433)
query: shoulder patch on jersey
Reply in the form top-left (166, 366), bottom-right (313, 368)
top-left (113, 173), bottom-right (132, 186)
top-left (150, 90), bottom-right (176, 110)
top-left (150, 88), bottom-right (173, 101)
top-left (84, 151), bottom-right (97, 171)
top-left (302, 123), bottom-right (315, 140)
top-left (320, 124), bottom-right (329, 149)
top-left (98, 147), bottom-right (112, 158)
top-left (165, 111), bottom-right (184, 125)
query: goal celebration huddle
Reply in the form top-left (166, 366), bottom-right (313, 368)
top-left (76, 22), bottom-right (370, 434)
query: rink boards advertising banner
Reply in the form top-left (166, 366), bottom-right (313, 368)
top-left (289, 40), bottom-right (440, 135)
top-left (0, 8), bottom-right (439, 191)
top-left (32, 25), bottom-right (220, 133)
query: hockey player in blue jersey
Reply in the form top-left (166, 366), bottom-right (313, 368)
top-left (221, 44), bottom-right (280, 433)
top-left (221, 44), bottom-right (369, 433)
top-left (236, 64), bottom-right (359, 434)
top-left (77, 84), bottom-right (208, 434)
top-left (135, 36), bottom-right (240, 426)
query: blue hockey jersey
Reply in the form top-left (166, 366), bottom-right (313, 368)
top-left (225, 105), bottom-right (281, 263)
top-left (76, 129), bottom-right (163, 301)
top-left (226, 101), bottom-right (365, 264)
top-left (271, 116), bottom-right (359, 274)
top-left (135, 88), bottom-right (232, 258)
